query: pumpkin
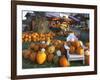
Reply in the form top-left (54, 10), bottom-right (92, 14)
top-left (53, 40), bottom-right (62, 50)
top-left (55, 44), bottom-right (62, 50)
top-left (36, 37), bottom-right (40, 42)
top-left (75, 40), bottom-right (83, 48)
top-left (53, 40), bottom-right (59, 46)
top-left (85, 50), bottom-right (90, 65)
top-left (69, 46), bottom-right (75, 54)
top-left (29, 52), bottom-right (36, 62)
top-left (53, 55), bottom-right (59, 64)
top-left (33, 44), bottom-right (40, 51)
top-left (39, 44), bottom-right (47, 49)
top-left (28, 35), bottom-right (31, 39)
top-left (76, 47), bottom-right (84, 55)
top-left (28, 39), bottom-right (32, 42)
top-left (85, 42), bottom-right (90, 49)
top-left (29, 43), bottom-right (35, 50)
top-left (47, 53), bottom-right (54, 62)
top-left (22, 49), bottom-right (32, 59)
top-left (57, 40), bottom-right (62, 44)
top-left (36, 49), bottom-right (46, 64)
top-left (56, 50), bottom-right (62, 56)
top-left (25, 34), bottom-right (29, 38)
top-left (59, 55), bottom-right (70, 67)
top-left (24, 38), bottom-right (29, 42)
top-left (47, 45), bottom-right (55, 54)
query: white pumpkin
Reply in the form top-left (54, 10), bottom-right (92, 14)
top-left (56, 50), bottom-right (62, 56)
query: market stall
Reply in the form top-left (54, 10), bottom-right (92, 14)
top-left (22, 11), bottom-right (90, 68)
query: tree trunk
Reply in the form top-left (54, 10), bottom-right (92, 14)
top-left (33, 12), bottom-right (51, 33)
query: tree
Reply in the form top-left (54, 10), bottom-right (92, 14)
top-left (32, 12), bottom-right (51, 33)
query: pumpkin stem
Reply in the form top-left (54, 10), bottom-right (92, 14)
top-left (41, 48), bottom-right (45, 52)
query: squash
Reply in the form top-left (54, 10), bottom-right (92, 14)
top-left (59, 55), bottom-right (70, 67)
top-left (76, 47), bottom-right (84, 55)
top-left (29, 52), bottom-right (36, 62)
top-left (39, 44), bottom-right (47, 49)
top-left (28, 39), bottom-right (32, 42)
top-left (25, 34), bottom-right (29, 38)
top-left (22, 49), bottom-right (32, 59)
top-left (29, 43), bottom-right (39, 51)
top-left (47, 53), bottom-right (54, 62)
top-left (24, 38), bottom-right (29, 42)
top-left (47, 45), bottom-right (55, 54)
top-left (53, 55), bottom-right (59, 64)
top-left (74, 40), bottom-right (83, 48)
top-left (33, 44), bottom-right (40, 51)
top-left (29, 43), bottom-right (35, 50)
top-left (55, 44), bottom-right (62, 50)
top-left (36, 49), bottom-right (46, 64)
top-left (69, 46), bottom-right (75, 54)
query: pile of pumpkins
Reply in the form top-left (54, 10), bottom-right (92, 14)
top-left (68, 40), bottom-right (85, 55)
top-left (22, 36), bottom-right (90, 67)
top-left (68, 40), bottom-right (90, 55)
top-left (68, 40), bottom-right (90, 65)
top-left (22, 32), bottom-right (55, 42)
top-left (22, 42), bottom-right (70, 67)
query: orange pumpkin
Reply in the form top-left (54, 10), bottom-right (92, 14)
top-left (75, 41), bottom-right (81, 48)
top-left (25, 34), bottom-right (29, 38)
top-left (75, 40), bottom-right (83, 48)
top-left (69, 46), bottom-right (75, 54)
top-left (24, 38), bottom-right (29, 42)
top-left (39, 44), bottom-right (47, 49)
top-left (29, 43), bottom-right (35, 50)
top-left (76, 47), bottom-right (84, 55)
top-left (36, 49), bottom-right (46, 64)
top-left (22, 49), bottom-right (32, 59)
top-left (59, 55), bottom-right (70, 67)
top-left (28, 35), bottom-right (31, 39)
top-left (33, 44), bottom-right (40, 51)
top-left (29, 52), bottom-right (36, 62)
top-left (28, 39), bottom-right (32, 42)
top-left (47, 53), bottom-right (54, 62)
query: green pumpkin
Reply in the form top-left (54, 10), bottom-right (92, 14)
top-left (53, 55), bottom-right (59, 65)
